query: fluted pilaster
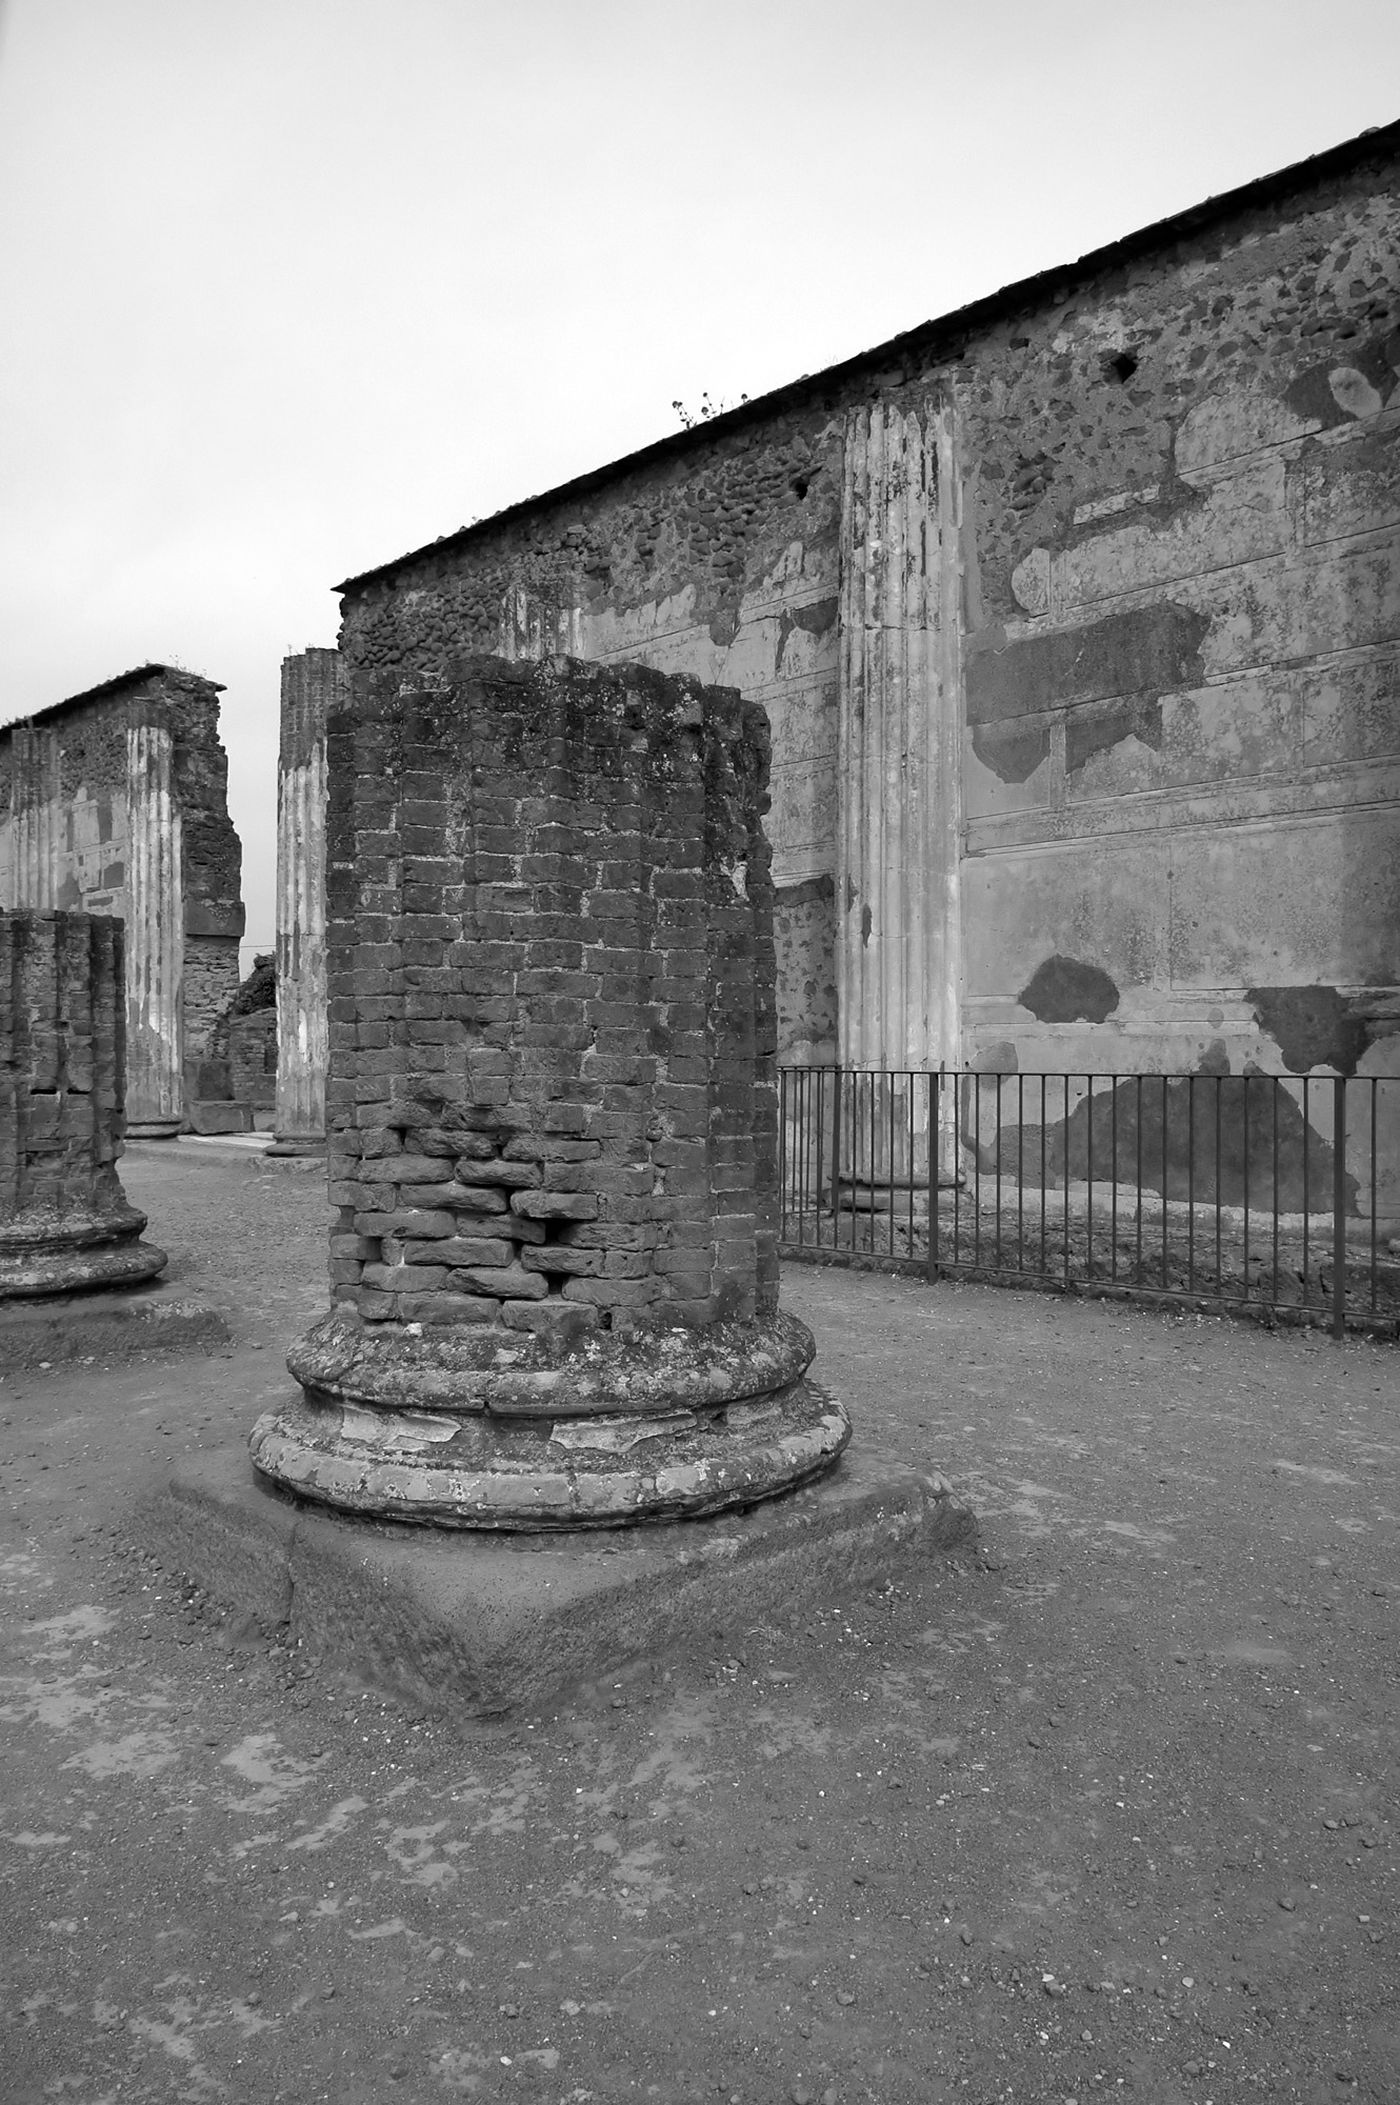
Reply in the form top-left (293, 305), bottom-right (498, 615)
top-left (272, 649), bottom-right (340, 1151)
top-left (124, 709), bottom-right (184, 1137)
top-left (9, 727), bottom-right (60, 910)
top-left (836, 399), bottom-right (964, 1172)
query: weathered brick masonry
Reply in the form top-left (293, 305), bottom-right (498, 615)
top-left (0, 909), bottom-right (165, 1296)
top-left (252, 656), bottom-right (848, 1528)
top-left (321, 654), bottom-right (778, 1333)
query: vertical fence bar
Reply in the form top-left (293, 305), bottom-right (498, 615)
top-left (952, 1073), bottom-right (963, 1270)
top-left (989, 1086), bottom-right (997, 1263)
top-left (1110, 1081), bottom-right (1119, 1283)
top-left (1017, 1074), bottom-right (1026, 1273)
top-left (973, 1074), bottom-right (983, 1271)
top-left (1370, 1077), bottom-right (1379, 1318)
top-left (927, 1073), bottom-right (940, 1284)
top-left (1242, 1073), bottom-right (1251, 1306)
top-left (1333, 1074), bottom-right (1347, 1342)
top-left (1040, 1075), bottom-right (1048, 1277)
top-left (1085, 1075), bottom-right (1094, 1281)
top-left (1161, 1076), bottom-right (1170, 1291)
top-left (1186, 1073), bottom-right (1195, 1298)
top-left (1135, 1076), bottom-right (1144, 1282)
top-left (1302, 1075), bottom-right (1311, 1301)
top-left (779, 1068), bottom-right (789, 1247)
top-left (1214, 1071), bottom-right (1223, 1294)
top-left (1063, 1074), bottom-right (1072, 1287)
top-left (906, 1073), bottom-right (916, 1256)
top-left (1271, 1079), bottom-right (1280, 1307)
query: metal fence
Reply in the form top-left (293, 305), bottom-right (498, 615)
top-left (777, 1067), bottom-right (1400, 1339)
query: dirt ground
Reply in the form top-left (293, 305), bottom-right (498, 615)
top-left (2, 1141), bottom-right (1397, 2105)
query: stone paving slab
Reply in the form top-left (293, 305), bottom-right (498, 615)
top-left (145, 1434), bottom-right (976, 1720)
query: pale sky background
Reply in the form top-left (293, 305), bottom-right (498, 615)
top-left (1, 0), bottom-right (1396, 968)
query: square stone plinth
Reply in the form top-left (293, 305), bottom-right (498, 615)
top-left (145, 1437), bottom-right (976, 1721)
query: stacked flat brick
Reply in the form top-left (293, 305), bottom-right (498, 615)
top-left (253, 655), bottom-right (848, 1528)
top-left (0, 909), bottom-right (166, 1295)
top-left (324, 655), bottom-right (778, 1333)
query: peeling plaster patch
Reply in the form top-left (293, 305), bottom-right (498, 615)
top-left (971, 716), bottom-right (1052, 784)
top-left (966, 604), bottom-right (1211, 724)
top-left (1018, 955), bottom-right (1121, 1025)
top-left (1073, 484), bottom-right (1160, 526)
top-left (774, 595), bottom-right (838, 671)
top-left (1010, 548), bottom-right (1051, 616)
top-left (973, 1041), bottom-right (1020, 1073)
top-left (1065, 693), bottom-right (1164, 776)
top-left (1247, 984), bottom-right (1368, 1076)
top-left (1284, 339), bottom-right (1397, 428)
top-left (1329, 368), bottom-right (1386, 420)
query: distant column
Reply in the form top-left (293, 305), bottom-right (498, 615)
top-left (0, 910), bottom-right (165, 1295)
top-left (271, 649), bottom-right (341, 1154)
top-left (124, 704), bottom-right (184, 1138)
top-left (836, 399), bottom-right (964, 1176)
top-left (10, 727), bottom-right (60, 909)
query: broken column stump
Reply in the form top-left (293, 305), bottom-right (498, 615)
top-left (0, 909), bottom-right (166, 1296)
top-left (250, 655), bottom-right (851, 1526)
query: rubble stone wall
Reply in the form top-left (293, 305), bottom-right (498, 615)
top-left (325, 655), bottom-right (778, 1333)
top-left (336, 128), bottom-right (1398, 1091)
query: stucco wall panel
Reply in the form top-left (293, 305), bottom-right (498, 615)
top-left (963, 835), bottom-right (1172, 1013)
top-left (1166, 810), bottom-right (1400, 991)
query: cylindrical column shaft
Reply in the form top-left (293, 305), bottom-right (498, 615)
top-left (273, 650), bottom-right (340, 1151)
top-left (124, 711), bottom-right (184, 1137)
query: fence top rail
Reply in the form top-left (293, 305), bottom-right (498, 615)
top-left (779, 1066), bottom-right (1385, 1084)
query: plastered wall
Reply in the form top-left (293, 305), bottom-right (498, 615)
top-left (337, 130), bottom-right (1398, 1110)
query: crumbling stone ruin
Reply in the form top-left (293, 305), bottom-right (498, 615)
top-left (0, 665), bottom-right (245, 1136)
top-left (0, 909), bottom-right (165, 1295)
top-left (250, 655), bottom-right (849, 1526)
top-left (328, 122), bottom-right (1398, 1194)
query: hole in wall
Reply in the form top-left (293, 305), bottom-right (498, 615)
top-left (789, 475), bottom-right (810, 501)
top-left (1103, 348), bottom-right (1139, 384)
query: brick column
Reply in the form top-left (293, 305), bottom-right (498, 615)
top-left (123, 704), bottom-right (184, 1138)
top-left (0, 910), bottom-right (166, 1295)
top-left (251, 655), bottom-right (848, 1528)
top-left (270, 649), bottom-right (341, 1153)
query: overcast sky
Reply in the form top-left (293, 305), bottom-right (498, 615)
top-left (1, 0), bottom-right (1395, 966)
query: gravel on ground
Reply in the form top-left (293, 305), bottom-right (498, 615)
top-left (1, 1140), bottom-right (1396, 2104)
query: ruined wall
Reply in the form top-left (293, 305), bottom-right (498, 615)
top-left (0, 667), bottom-right (246, 1091)
top-left (337, 129), bottom-right (1398, 1110)
top-left (339, 415), bottom-right (844, 1067)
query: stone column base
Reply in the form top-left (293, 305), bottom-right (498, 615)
top-left (0, 1203), bottom-right (167, 1298)
top-left (125, 1118), bottom-right (183, 1141)
top-left (265, 1132), bottom-right (327, 1157)
top-left (250, 1309), bottom-right (851, 1529)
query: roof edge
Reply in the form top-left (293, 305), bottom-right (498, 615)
top-left (2, 664), bottom-right (226, 736)
top-left (335, 117), bottom-right (1399, 597)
